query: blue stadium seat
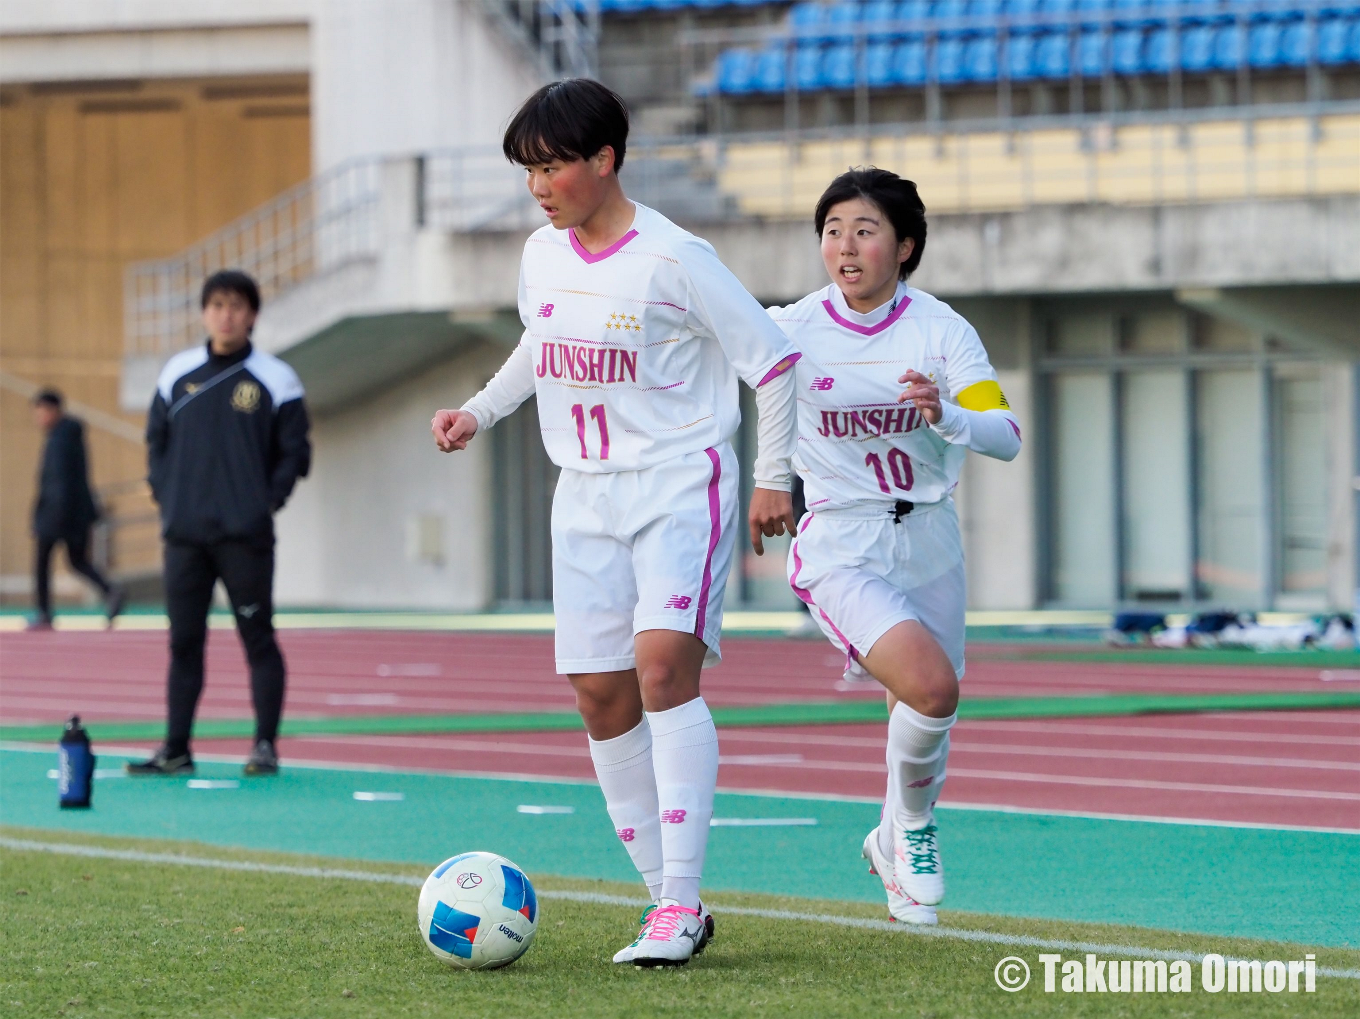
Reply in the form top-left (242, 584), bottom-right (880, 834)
top-left (894, 0), bottom-right (933, 27)
top-left (1008, 0), bottom-right (1043, 18)
top-left (1112, 0), bottom-right (1152, 28)
top-left (826, 1), bottom-right (862, 41)
top-left (892, 37), bottom-right (929, 84)
top-left (790, 2), bottom-right (830, 43)
top-left (863, 0), bottom-right (898, 40)
top-left (964, 33), bottom-right (999, 80)
top-left (716, 48), bottom-right (756, 93)
top-left (1280, 18), bottom-right (1311, 66)
top-left (1041, 0), bottom-right (1077, 16)
top-left (824, 40), bottom-right (858, 87)
top-left (1078, 28), bottom-right (1107, 76)
top-left (1180, 24), bottom-right (1214, 72)
top-left (1143, 25), bottom-right (1173, 71)
top-left (1076, 0), bottom-right (1112, 25)
top-left (1248, 19), bottom-right (1284, 69)
top-left (1112, 26), bottom-right (1144, 73)
top-left (1318, 16), bottom-right (1352, 64)
top-left (1035, 29), bottom-right (1072, 78)
top-left (1350, 17), bottom-right (1360, 62)
top-left (968, 0), bottom-right (1005, 20)
top-left (795, 42), bottom-right (826, 88)
top-left (753, 44), bottom-right (787, 92)
top-left (934, 0), bottom-right (967, 20)
top-left (1006, 30), bottom-right (1039, 80)
top-left (936, 35), bottom-right (967, 82)
top-left (866, 39), bottom-right (897, 84)
top-left (1210, 22), bottom-right (1244, 71)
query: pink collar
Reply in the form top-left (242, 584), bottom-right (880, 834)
top-left (821, 293), bottom-right (912, 336)
top-left (569, 227), bottom-right (639, 264)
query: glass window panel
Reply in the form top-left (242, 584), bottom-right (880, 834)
top-left (1049, 312), bottom-right (1114, 356)
top-left (1276, 371), bottom-right (1327, 595)
top-left (1051, 373), bottom-right (1116, 604)
top-left (1121, 371), bottom-right (1191, 601)
top-left (1122, 310), bottom-right (1185, 355)
top-left (1196, 370), bottom-right (1265, 605)
top-left (1194, 315), bottom-right (1257, 353)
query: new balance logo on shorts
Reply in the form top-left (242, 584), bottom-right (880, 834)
top-left (664, 595), bottom-right (692, 610)
top-left (661, 809), bottom-right (688, 824)
top-left (810, 377), bottom-right (835, 391)
top-left (616, 828), bottom-right (636, 842)
top-left (537, 303), bottom-right (554, 318)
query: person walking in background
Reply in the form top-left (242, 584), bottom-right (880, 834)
top-left (29, 388), bottom-right (123, 630)
top-left (126, 271), bottom-right (311, 778)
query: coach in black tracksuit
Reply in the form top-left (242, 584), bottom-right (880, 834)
top-left (128, 271), bottom-right (311, 777)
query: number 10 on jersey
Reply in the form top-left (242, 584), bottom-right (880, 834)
top-left (866, 448), bottom-right (913, 493)
top-left (571, 404), bottom-right (610, 460)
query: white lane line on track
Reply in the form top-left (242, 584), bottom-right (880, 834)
top-left (6, 742), bottom-right (1358, 833)
top-left (944, 768), bottom-right (1360, 801)
top-left (955, 720), bottom-right (1360, 747)
top-left (2, 837), bottom-right (1354, 979)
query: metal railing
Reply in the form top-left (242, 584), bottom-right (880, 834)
top-left (124, 158), bottom-right (382, 359)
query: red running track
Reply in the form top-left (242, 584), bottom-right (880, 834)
top-left (0, 630), bottom-right (1343, 726)
top-left (102, 710), bottom-right (1360, 832)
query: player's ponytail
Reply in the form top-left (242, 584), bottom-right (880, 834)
top-left (813, 168), bottom-right (927, 279)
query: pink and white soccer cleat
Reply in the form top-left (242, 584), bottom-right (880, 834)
top-left (863, 826), bottom-right (937, 925)
top-left (630, 903), bottom-right (707, 967)
top-left (612, 901), bottom-right (713, 964)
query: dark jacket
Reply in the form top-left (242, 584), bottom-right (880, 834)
top-left (33, 416), bottom-right (100, 540)
top-left (146, 341), bottom-right (311, 545)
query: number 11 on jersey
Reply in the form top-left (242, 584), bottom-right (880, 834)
top-left (571, 404), bottom-right (610, 460)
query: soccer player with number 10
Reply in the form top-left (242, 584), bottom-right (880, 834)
top-left (768, 168), bottom-right (1022, 924)
top-left (430, 80), bottom-right (801, 966)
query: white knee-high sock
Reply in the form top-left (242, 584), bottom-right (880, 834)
top-left (589, 718), bottom-right (664, 901)
top-left (647, 697), bottom-right (719, 910)
top-left (877, 748), bottom-right (899, 858)
top-left (887, 701), bottom-right (956, 831)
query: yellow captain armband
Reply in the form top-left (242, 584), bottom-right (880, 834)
top-left (955, 380), bottom-right (1010, 411)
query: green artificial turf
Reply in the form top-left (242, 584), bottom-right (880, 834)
top-left (3, 830), bottom-right (1358, 1019)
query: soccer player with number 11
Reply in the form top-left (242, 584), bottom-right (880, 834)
top-left (769, 168), bottom-right (1021, 924)
top-left (431, 80), bottom-right (801, 966)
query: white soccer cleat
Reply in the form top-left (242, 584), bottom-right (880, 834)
top-left (862, 827), bottom-right (937, 925)
top-left (612, 901), bottom-right (714, 964)
top-left (894, 821), bottom-right (945, 906)
top-left (630, 903), bottom-right (706, 967)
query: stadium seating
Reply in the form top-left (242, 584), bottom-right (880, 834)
top-left (702, 2), bottom-right (1360, 95)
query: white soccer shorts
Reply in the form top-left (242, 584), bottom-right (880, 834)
top-left (551, 443), bottom-right (740, 674)
top-left (787, 500), bottom-right (967, 679)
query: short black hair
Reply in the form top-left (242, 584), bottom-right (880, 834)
top-left (503, 79), bottom-right (630, 172)
top-left (33, 387), bottom-right (63, 409)
top-left (201, 270), bottom-right (261, 312)
top-left (814, 168), bottom-right (928, 279)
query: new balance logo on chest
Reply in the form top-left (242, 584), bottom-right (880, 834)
top-left (810, 377), bottom-right (835, 391)
top-left (537, 303), bottom-right (554, 318)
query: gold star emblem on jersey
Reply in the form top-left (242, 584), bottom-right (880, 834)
top-left (231, 379), bottom-right (261, 413)
top-left (605, 312), bottom-right (642, 333)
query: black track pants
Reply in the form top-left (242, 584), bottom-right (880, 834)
top-left (163, 539), bottom-right (285, 752)
top-left (34, 532), bottom-right (112, 618)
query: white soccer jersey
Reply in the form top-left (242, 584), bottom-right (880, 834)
top-left (770, 282), bottom-right (1017, 511)
top-left (465, 203), bottom-right (799, 473)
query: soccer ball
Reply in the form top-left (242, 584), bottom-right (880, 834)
top-left (417, 851), bottom-right (538, 970)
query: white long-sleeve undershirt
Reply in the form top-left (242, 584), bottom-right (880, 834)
top-left (929, 400), bottom-right (1022, 462)
top-left (752, 365), bottom-right (797, 491)
top-left (461, 341), bottom-right (536, 434)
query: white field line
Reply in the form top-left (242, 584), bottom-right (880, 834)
top-left (6, 742), bottom-right (1360, 835)
top-left (942, 768), bottom-right (1360, 802)
top-left (954, 720), bottom-right (1360, 747)
top-left (2, 837), bottom-right (1355, 980)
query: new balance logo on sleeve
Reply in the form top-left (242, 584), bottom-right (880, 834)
top-left (664, 595), bottom-right (693, 610)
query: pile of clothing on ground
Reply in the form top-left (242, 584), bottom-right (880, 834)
top-left (1106, 611), bottom-right (1357, 651)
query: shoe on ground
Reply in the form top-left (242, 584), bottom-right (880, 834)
top-left (894, 820), bottom-right (944, 906)
top-left (613, 900), bottom-right (714, 964)
top-left (25, 615), bottom-right (53, 632)
top-left (243, 739), bottom-right (279, 776)
top-left (125, 745), bottom-right (194, 775)
top-left (104, 587), bottom-right (125, 626)
top-left (631, 903), bottom-right (706, 967)
top-left (863, 826), bottom-right (937, 925)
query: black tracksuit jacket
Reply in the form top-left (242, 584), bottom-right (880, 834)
top-left (33, 416), bottom-right (101, 540)
top-left (146, 341), bottom-right (311, 545)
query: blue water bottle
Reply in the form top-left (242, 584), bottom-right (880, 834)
top-left (58, 715), bottom-right (95, 809)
